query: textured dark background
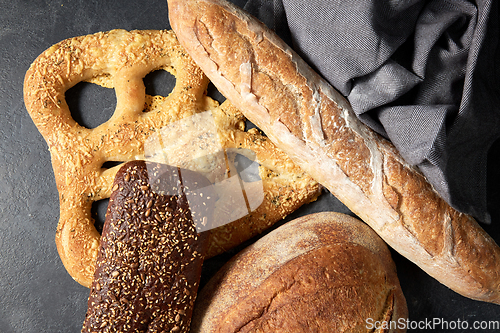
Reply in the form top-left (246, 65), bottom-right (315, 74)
top-left (0, 0), bottom-right (498, 332)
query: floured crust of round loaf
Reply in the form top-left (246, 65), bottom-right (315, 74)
top-left (192, 212), bottom-right (408, 332)
top-left (23, 29), bottom-right (321, 288)
top-left (168, 0), bottom-right (500, 304)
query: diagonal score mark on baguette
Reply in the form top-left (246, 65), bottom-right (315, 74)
top-left (168, 0), bottom-right (500, 304)
top-left (238, 61), bottom-right (400, 227)
top-left (23, 29), bottom-right (322, 288)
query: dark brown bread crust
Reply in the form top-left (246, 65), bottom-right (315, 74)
top-left (192, 212), bottom-right (408, 332)
top-left (82, 161), bottom-right (211, 332)
top-left (168, 0), bottom-right (500, 304)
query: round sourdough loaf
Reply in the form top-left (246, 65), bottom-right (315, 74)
top-left (191, 211), bottom-right (408, 333)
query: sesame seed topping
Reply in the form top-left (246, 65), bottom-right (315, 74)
top-left (83, 161), bottom-right (207, 332)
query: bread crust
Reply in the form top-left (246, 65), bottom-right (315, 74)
top-left (168, 0), bottom-right (500, 304)
top-left (82, 161), bottom-right (208, 332)
top-left (23, 29), bottom-right (321, 288)
top-left (192, 212), bottom-right (408, 332)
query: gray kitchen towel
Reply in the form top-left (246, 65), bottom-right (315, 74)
top-left (244, 0), bottom-right (500, 223)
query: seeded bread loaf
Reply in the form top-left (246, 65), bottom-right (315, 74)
top-left (82, 161), bottom-right (212, 332)
top-left (192, 212), bottom-right (408, 332)
top-left (168, 0), bottom-right (500, 304)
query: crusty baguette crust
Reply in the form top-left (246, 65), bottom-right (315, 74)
top-left (168, 0), bottom-right (500, 304)
top-left (192, 212), bottom-right (408, 332)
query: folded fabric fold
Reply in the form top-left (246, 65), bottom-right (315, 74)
top-left (243, 0), bottom-right (500, 223)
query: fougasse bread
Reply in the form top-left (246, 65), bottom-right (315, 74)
top-left (168, 0), bottom-right (500, 304)
top-left (23, 29), bottom-right (322, 288)
top-left (192, 212), bottom-right (408, 333)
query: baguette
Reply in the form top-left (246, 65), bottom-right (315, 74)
top-left (192, 212), bottom-right (408, 332)
top-left (168, 0), bottom-right (500, 304)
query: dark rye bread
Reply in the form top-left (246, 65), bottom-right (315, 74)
top-left (192, 212), bottom-right (408, 333)
top-left (82, 160), bottom-right (213, 332)
top-left (168, 0), bottom-right (500, 304)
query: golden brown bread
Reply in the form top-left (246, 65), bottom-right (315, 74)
top-left (82, 161), bottom-right (209, 332)
top-left (23, 29), bottom-right (321, 288)
top-left (192, 212), bottom-right (408, 332)
top-left (168, 0), bottom-right (500, 304)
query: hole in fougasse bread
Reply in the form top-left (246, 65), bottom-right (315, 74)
top-left (65, 81), bottom-right (117, 129)
top-left (92, 161), bottom-right (123, 234)
top-left (143, 69), bottom-right (176, 98)
top-left (92, 198), bottom-right (109, 235)
top-left (245, 120), bottom-right (262, 134)
top-left (231, 153), bottom-right (261, 183)
top-left (207, 82), bottom-right (226, 104)
top-left (101, 161), bottom-right (123, 170)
